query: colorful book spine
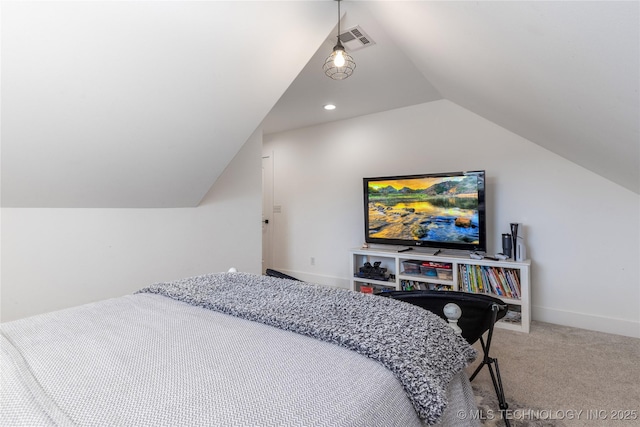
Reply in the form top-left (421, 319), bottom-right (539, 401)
top-left (457, 264), bottom-right (522, 300)
top-left (497, 268), bottom-right (512, 298)
top-left (480, 267), bottom-right (491, 294)
top-left (487, 267), bottom-right (503, 296)
top-left (506, 270), bottom-right (521, 299)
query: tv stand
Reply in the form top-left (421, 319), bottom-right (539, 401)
top-left (350, 247), bottom-right (531, 333)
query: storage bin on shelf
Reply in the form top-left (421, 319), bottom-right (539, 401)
top-left (402, 260), bottom-right (453, 279)
top-left (422, 261), bottom-right (453, 280)
top-left (420, 265), bottom-right (438, 277)
top-left (436, 268), bottom-right (453, 280)
top-left (401, 260), bottom-right (422, 274)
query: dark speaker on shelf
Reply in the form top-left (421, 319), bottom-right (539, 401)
top-left (501, 233), bottom-right (512, 258)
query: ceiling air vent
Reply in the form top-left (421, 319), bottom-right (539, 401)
top-left (339, 26), bottom-right (375, 52)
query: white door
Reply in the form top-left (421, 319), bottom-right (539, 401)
top-left (262, 154), bottom-right (273, 274)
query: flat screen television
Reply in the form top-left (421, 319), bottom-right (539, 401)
top-left (363, 170), bottom-right (486, 252)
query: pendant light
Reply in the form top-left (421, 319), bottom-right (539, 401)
top-left (323, 0), bottom-right (355, 80)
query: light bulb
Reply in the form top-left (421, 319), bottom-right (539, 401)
top-left (334, 50), bottom-right (346, 67)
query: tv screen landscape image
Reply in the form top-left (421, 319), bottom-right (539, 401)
top-left (363, 171), bottom-right (486, 252)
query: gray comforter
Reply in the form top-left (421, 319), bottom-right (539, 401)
top-left (1, 272), bottom-right (478, 426)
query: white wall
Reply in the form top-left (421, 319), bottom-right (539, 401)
top-left (264, 100), bottom-right (640, 338)
top-left (0, 130), bottom-right (263, 322)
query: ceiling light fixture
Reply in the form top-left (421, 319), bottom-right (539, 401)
top-left (323, 104), bottom-right (336, 110)
top-left (323, 0), bottom-right (355, 80)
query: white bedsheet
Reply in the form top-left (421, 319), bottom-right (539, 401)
top-left (1, 293), bottom-right (478, 426)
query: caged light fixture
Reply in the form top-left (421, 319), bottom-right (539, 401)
top-left (323, 0), bottom-right (355, 80)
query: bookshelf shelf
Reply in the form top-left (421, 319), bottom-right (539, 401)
top-left (350, 247), bottom-right (531, 333)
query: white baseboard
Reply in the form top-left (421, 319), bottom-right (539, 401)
top-left (533, 305), bottom-right (640, 339)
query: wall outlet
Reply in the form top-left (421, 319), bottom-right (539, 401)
top-left (310, 257), bottom-right (315, 266)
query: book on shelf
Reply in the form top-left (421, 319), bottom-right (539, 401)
top-left (479, 266), bottom-right (490, 293)
top-left (401, 280), bottom-right (419, 291)
top-left (489, 268), bottom-right (510, 298)
top-left (506, 270), bottom-right (521, 299)
top-left (457, 264), bottom-right (522, 299)
top-left (400, 279), bottom-right (452, 292)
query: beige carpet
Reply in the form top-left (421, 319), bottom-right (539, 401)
top-left (472, 383), bottom-right (564, 427)
top-left (467, 321), bottom-right (640, 427)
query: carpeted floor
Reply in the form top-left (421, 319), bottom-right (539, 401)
top-left (467, 321), bottom-right (640, 427)
top-left (472, 384), bottom-right (565, 427)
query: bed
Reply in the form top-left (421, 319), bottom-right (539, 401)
top-left (1, 272), bottom-right (479, 426)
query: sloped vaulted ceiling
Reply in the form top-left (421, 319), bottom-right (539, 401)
top-left (1, 1), bottom-right (337, 207)
top-left (265, 1), bottom-right (639, 194)
top-left (363, 1), bottom-right (639, 193)
top-left (2, 1), bottom-right (639, 208)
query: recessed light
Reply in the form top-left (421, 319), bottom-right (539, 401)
top-left (323, 104), bottom-right (336, 111)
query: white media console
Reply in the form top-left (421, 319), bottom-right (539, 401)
top-left (350, 247), bottom-right (531, 333)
